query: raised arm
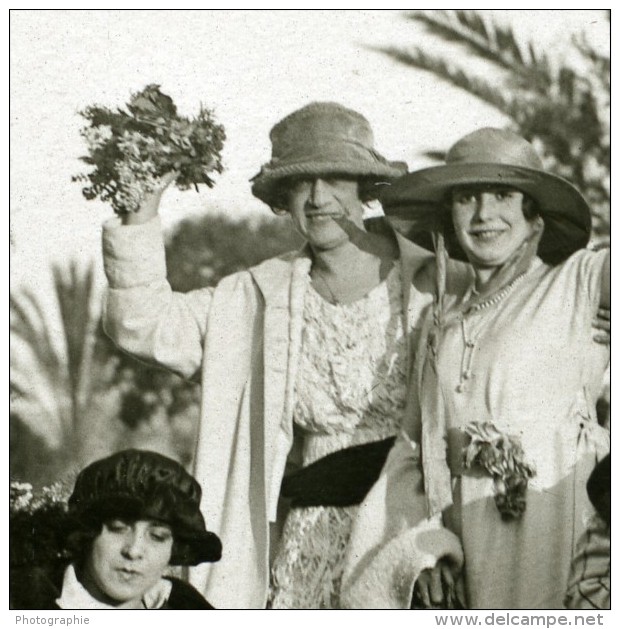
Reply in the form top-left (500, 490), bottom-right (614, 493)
top-left (102, 175), bottom-right (213, 379)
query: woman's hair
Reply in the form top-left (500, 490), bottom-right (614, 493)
top-left (443, 188), bottom-right (540, 224)
top-left (65, 449), bottom-right (222, 567)
top-left (269, 175), bottom-right (383, 214)
top-left (445, 186), bottom-right (540, 217)
top-left (65, 517), bottom-right (192, 567)
top-left (521, 194), bottom-right (540, 221)
top-left (64, 522), bottom-right (102, 566)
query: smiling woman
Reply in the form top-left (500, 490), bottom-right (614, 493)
top-left (449, 186), bottom-right (541, 277)
top-left (10, 450), bottom-right (222, 610)
top-left (377, 127), bottom-right (610, 609)
top-left (285, 177), bottom-right (363, 253)
top-left (99, 101), bottom-right (464, 609)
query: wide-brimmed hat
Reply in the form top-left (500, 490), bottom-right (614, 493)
top-left (251, 102), bottom-right (407, 207)
top-left (68, 449), bottom-right (222, 566)
top-left (381, 127), bottom-right (591, 263)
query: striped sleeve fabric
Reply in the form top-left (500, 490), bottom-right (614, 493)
top-left (564, 513), bottom-right (610, 610)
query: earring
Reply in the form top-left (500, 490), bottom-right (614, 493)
top-left (271, 206), bottom-right (288, 216)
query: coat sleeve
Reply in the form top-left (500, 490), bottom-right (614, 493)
top-left (102, 216), bottom-right (213, 380)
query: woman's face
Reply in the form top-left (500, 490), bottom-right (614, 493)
top-left (450, 185), bottom-right (538, 268)
top-left (285, 176), bottom-right (365, 251)
top-left (83, 519), bottom-right (173, 608)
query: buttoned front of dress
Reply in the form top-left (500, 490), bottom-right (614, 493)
top-left (419, 249), bottom-right (610, 608)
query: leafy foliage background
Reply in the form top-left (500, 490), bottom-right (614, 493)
top-left (10, 213), bottom-right (300, 486)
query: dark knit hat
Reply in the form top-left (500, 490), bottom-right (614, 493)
top-left (68, 449), bottom-right (222, 566)
top-left (251, 102), bottom-right (407, 207)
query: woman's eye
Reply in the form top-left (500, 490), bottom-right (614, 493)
top-left (106, 520), bottom-right (130, 533)
top-left (149, 528), bottom-right (172, 543)
top-left (289, 178), bottom-right (311, 192)
top-left (454, 193), bottom-right (475, 205)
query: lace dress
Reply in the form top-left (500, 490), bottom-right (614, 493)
top-left (268, 265), bottom-right (408, 609)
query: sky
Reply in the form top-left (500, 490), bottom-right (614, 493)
top-left (10, 10), bottom-right (610, 291)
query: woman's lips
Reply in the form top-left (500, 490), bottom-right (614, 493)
top-left (469, 229), bottom-right (506, 241)
top-left (116, 567), bottom-right (142, 580)
top-left (305, 212), bottom-right (343, 223)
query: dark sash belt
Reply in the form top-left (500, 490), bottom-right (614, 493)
top-left (280, 436), bottom-right (397, 508)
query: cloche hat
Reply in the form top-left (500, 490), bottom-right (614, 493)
top-left (381, 127), bottom-right (591, 263)
top-left (251, 101), bottom-right (407, 207)
top-left (68, 449), bottom-right (222, 566)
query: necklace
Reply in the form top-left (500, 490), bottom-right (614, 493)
top-left (466, 271), bottom-right (528, 313)
top-left (456, 270), bottom-right (529, 393)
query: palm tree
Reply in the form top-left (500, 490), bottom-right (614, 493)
top-left (10, 258), bottom-right (206, 484)
top-left (10, 261), bottom-right (122, 484)
top-left (375, 10), bottom-right (610, 240)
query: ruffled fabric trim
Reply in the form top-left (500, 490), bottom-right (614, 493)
top-left (462, 421), bottom-right (536, 520)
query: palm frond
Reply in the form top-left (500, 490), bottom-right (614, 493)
top-left (382, 9), bottom-right (609, 241)
top-left (377, 45), bottom-right (515, 115)
top-left (422, 150), bottom-right (446, 162)
top-left (10, 291), bottom-right (64, 375)
top-left (405, 9), bottom-right (553, 89)
top-left (51, 262), bottom-right (97, 394)
top-left (572, 32), bottom-right (610, 76)
top-left (10, 260), bottom-right (113, 465)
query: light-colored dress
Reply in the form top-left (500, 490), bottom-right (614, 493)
top-left (269, 265), bottom-right (408, 609)
top-left (420, 250), bottom-right (609, 609)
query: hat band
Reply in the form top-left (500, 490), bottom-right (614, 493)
top-left (268, 136), bottom-right (384, 169)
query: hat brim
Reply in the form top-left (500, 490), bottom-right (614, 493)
top-left (251, 159), bottom-right (407, 207)
top-left (171, 529), bottom-right (222, 566)
top-left (381, 163), bottom-right (591, 264)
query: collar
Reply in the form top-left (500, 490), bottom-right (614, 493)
top-left (56, 564), bottom-right (172, 610)
top-left (249, 249), bottom-right (311, 306)
top-left (248, 221), bottom-right (434, 306)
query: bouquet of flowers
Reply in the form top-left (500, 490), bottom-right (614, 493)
top-left (73, 84), bottom-right (225, 214)
top-left (462, 422), bottom-right (536, 520)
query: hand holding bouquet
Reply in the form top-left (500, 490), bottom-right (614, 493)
top-left (73, 85), bottom-right (225, 214)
